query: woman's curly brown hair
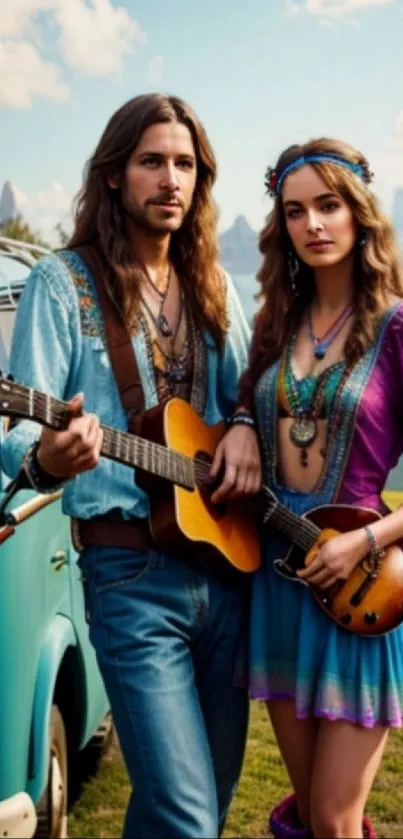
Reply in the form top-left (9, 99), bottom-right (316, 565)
top-left (69, 94), bottom-right (227, 347)
top-left (239, 137), bottom-right (403, 409)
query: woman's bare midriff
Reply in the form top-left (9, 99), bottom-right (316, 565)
top-left (277, 417), bottom-right (329, 493)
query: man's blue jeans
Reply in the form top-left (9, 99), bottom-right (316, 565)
top-left (79, 546), bottom-right (249, 838)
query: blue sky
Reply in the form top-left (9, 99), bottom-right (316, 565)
top-left (1, 0), bottom-right (403, 242)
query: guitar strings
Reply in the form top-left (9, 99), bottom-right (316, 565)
top-left (10, 388), bottom-right (211, 483)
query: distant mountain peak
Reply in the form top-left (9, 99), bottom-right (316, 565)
top-left (232, 213), bottom-right (253, 228)
top-left (219, 215), bottom-right (259, 275)
top-left (0, 180), bottom-right (28, 224)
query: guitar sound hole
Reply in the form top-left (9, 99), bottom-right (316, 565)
top-left (199, 484), bottom-right (227, 520)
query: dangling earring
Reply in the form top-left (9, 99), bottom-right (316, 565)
top-left (359, 229), bottom-right (368, 247)
top-left (288, 250), bottom-right (300, 296)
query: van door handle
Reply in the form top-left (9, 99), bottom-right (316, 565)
top-left (50, 549), bottom-right (69, 571)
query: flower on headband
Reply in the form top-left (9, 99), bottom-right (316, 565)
top-left (264, 165), bottom-right (278, 197)
top-left (359, 158), bottom-right (374, 185)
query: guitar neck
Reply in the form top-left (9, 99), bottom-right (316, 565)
top-left (257, 489), bottom-right (320, 552)
top-left (10, 387), bottom-right (196, 490)
top-left (100, 425), bottom-right (195, 489)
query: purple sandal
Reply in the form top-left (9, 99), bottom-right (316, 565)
top-left (269, 795), bottom-right (377, 839)
top-left (269, 794), bottom-right (313, 839)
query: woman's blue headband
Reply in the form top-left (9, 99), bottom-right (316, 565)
top-left (265, 153), bottom-right (372, 198)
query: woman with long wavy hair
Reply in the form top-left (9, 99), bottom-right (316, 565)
top-left (237, 138), bottom-right (403, 839)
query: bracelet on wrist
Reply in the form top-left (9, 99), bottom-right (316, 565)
top-left (363, 524), bottom-right (384, 571)
top-left (225, 410), bottom-right (256, 431)
top-left (23, 441), bottom-right (67, 494)
top-left (363, 524), bottom-right (381, 556)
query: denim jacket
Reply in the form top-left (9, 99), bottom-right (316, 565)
top-left (0, 251), bottom-right (250, 520)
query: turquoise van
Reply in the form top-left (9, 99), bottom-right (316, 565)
top-left (0, 238), bottom-right (110, 839)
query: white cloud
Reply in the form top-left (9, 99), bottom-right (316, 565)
top-left (0, 0), bottom-right (145, 107)
top-left (303, 0), bottom-right (396, 17)
top-left (0, 0), bottom-right (55, 38)
top-left (0, 40), bottom-right (71, 108)
top-left (56, 0), bottom-right (146, 77)
top-left (37, 181), bottom-right (72, 214)
top-left (29, 182), bottom-right (74, 245)
top-left (147, 55), bottom-right (164, 84)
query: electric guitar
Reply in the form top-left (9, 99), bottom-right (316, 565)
top-left (259, 485), bottom-right (403, 636)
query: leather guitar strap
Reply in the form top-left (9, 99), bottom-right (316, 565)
top-left (74, 245), bottom-right (145, 434)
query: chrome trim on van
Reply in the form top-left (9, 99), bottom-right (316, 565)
top-left (6, 491), bottom-right (63, 526)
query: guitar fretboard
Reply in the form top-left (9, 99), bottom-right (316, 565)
top-left (259, 487), bottom-right (320, 551)
top-left (100, 425), bottom-right (195, 489)
top-left (1, 383), bottom-right (196, 490)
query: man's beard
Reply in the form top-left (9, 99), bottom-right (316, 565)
top-left (124, 196), bottom-right (187, 235)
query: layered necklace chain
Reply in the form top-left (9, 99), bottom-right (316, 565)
top-left (140, 264), bottom-right (173, 338)
top-left (307, 301), bottom-right (353, 360)
top-left (140, 263), bottom-right (190, 390)
top-left (153, 293), bottom-right (189, 387)
top-left (279, 337), bottom-right (333, 467)
top-left (278, 304), bottom-right (354, 467)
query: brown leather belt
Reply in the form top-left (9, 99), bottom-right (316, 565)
top-left (72, 514), bottom-right (245, 588)
top-left (73, 515), bottom-right (156, 552)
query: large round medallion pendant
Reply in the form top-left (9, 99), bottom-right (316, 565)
top-left (289, 417), bottom-right (317, 448)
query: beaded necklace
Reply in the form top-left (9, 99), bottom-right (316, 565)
top-left (277, 330), bottom-right (352, 467)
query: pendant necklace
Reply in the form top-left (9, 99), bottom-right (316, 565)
top-left (151, 293), bottom-right (189, 386)
top-left (141, 264), bottom-right (173, 338)
top-left (307, 302), bottom-right (353, 360)
top-left (278, 330), bottom-right (350, 467)
top-left (285, 349), bottom-right (332, 465)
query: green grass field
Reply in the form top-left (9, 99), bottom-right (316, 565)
top-left (68, 702), bottom-right (403, 838)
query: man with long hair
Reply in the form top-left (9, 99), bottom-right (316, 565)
top-left (0, 94), bottom-right (261, 837)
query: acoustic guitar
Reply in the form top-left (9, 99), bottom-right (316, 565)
top-left (258, 485), bottom-right (403, 636)
top-left (0, 376), bottom-right (261, 574)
